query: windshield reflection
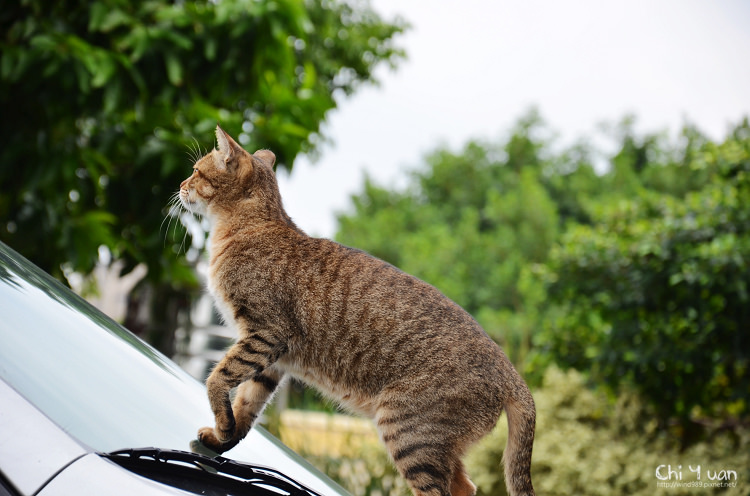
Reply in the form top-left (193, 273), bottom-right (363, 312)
top-left (0, 246), bottom-right (179, 378)
top-left (0, 254), bottom-right (207, 451)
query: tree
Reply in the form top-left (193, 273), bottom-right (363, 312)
top-left (0, 0), bottom-right (405, 351)
top-left (543, 119), bottom-right (750, 440)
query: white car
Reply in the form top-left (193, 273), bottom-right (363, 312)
top-left (0, 241), bottom-right (348, 496)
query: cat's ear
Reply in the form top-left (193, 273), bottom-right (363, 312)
top-left (252, 149), bottom-right (276, 168)
top-left (215, 125), bottom-right (245, 169)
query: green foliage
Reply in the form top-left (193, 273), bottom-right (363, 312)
top-left (0, 0), bottom-right (405, 285)
top-left (466, 367), bottom-right (750, 496)
top-left (543, 119), bottom-right (750, 430)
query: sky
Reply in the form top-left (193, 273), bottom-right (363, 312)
top-left (277, 0), bottom-right (750, 239)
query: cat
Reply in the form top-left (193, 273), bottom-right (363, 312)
top-left (178, 125), bottom-right (536, 496)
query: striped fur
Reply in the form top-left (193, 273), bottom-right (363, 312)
top-left (181, 126), bottom-right (536, 496)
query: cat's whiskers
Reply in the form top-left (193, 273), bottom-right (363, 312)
top-left (162, 137), bottom-right (208, 254)
top-left (160, 191), bottom-right (186, 249)
top-left (185, 137), bottom-right (206, 165)
top-left (178, 214), bottom-right (192, 255)
top-left (164, 187), bottom-right (205, 256)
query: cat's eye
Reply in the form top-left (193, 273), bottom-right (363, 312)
top-left (192, 167), bottom-right (199, 175)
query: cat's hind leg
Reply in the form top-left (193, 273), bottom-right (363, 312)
top-left (388, 445), bottom-right (475, 496)
top-left (376, 394), bottom-right (482, 496)
top-left (378, 418), bottom-right (457, 496)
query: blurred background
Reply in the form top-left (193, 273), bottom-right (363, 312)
top-left (1, 1), bottom-right (749, 495)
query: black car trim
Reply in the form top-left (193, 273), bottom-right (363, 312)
top-left (101, 448), bottom-right (323, 496)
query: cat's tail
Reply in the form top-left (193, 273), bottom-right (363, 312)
top-left (503, 381), bottom-right (536, 496)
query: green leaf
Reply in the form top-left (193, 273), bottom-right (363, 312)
top-left (204, 37), bottom-right (217, 61)
top-left (164, 53), bottom-right (183, 86)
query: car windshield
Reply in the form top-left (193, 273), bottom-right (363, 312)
top-left (0, 242), bottom-right (347, 496)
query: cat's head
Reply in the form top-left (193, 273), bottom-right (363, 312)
top-left (179, 125), bottom-right (279, 221)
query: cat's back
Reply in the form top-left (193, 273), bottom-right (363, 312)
top-left (284, 235), bottom-right (508, 378)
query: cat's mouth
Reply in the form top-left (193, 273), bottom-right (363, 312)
top-left (179, 194), bottom-right (200, 213)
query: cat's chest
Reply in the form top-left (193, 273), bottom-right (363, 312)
top-left (206, 270), bottom-right (236, 327)
top-left (206, 237), bottom-right (258, 325)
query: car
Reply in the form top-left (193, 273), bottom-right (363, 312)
top-left (0, 240), bottom-right (350, 496)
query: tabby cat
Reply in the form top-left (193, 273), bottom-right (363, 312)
top-left (178, 126), bottom-right (536, 496)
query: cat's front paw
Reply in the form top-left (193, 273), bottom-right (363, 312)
top-left (197, 426), bottom-right (239, 454)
